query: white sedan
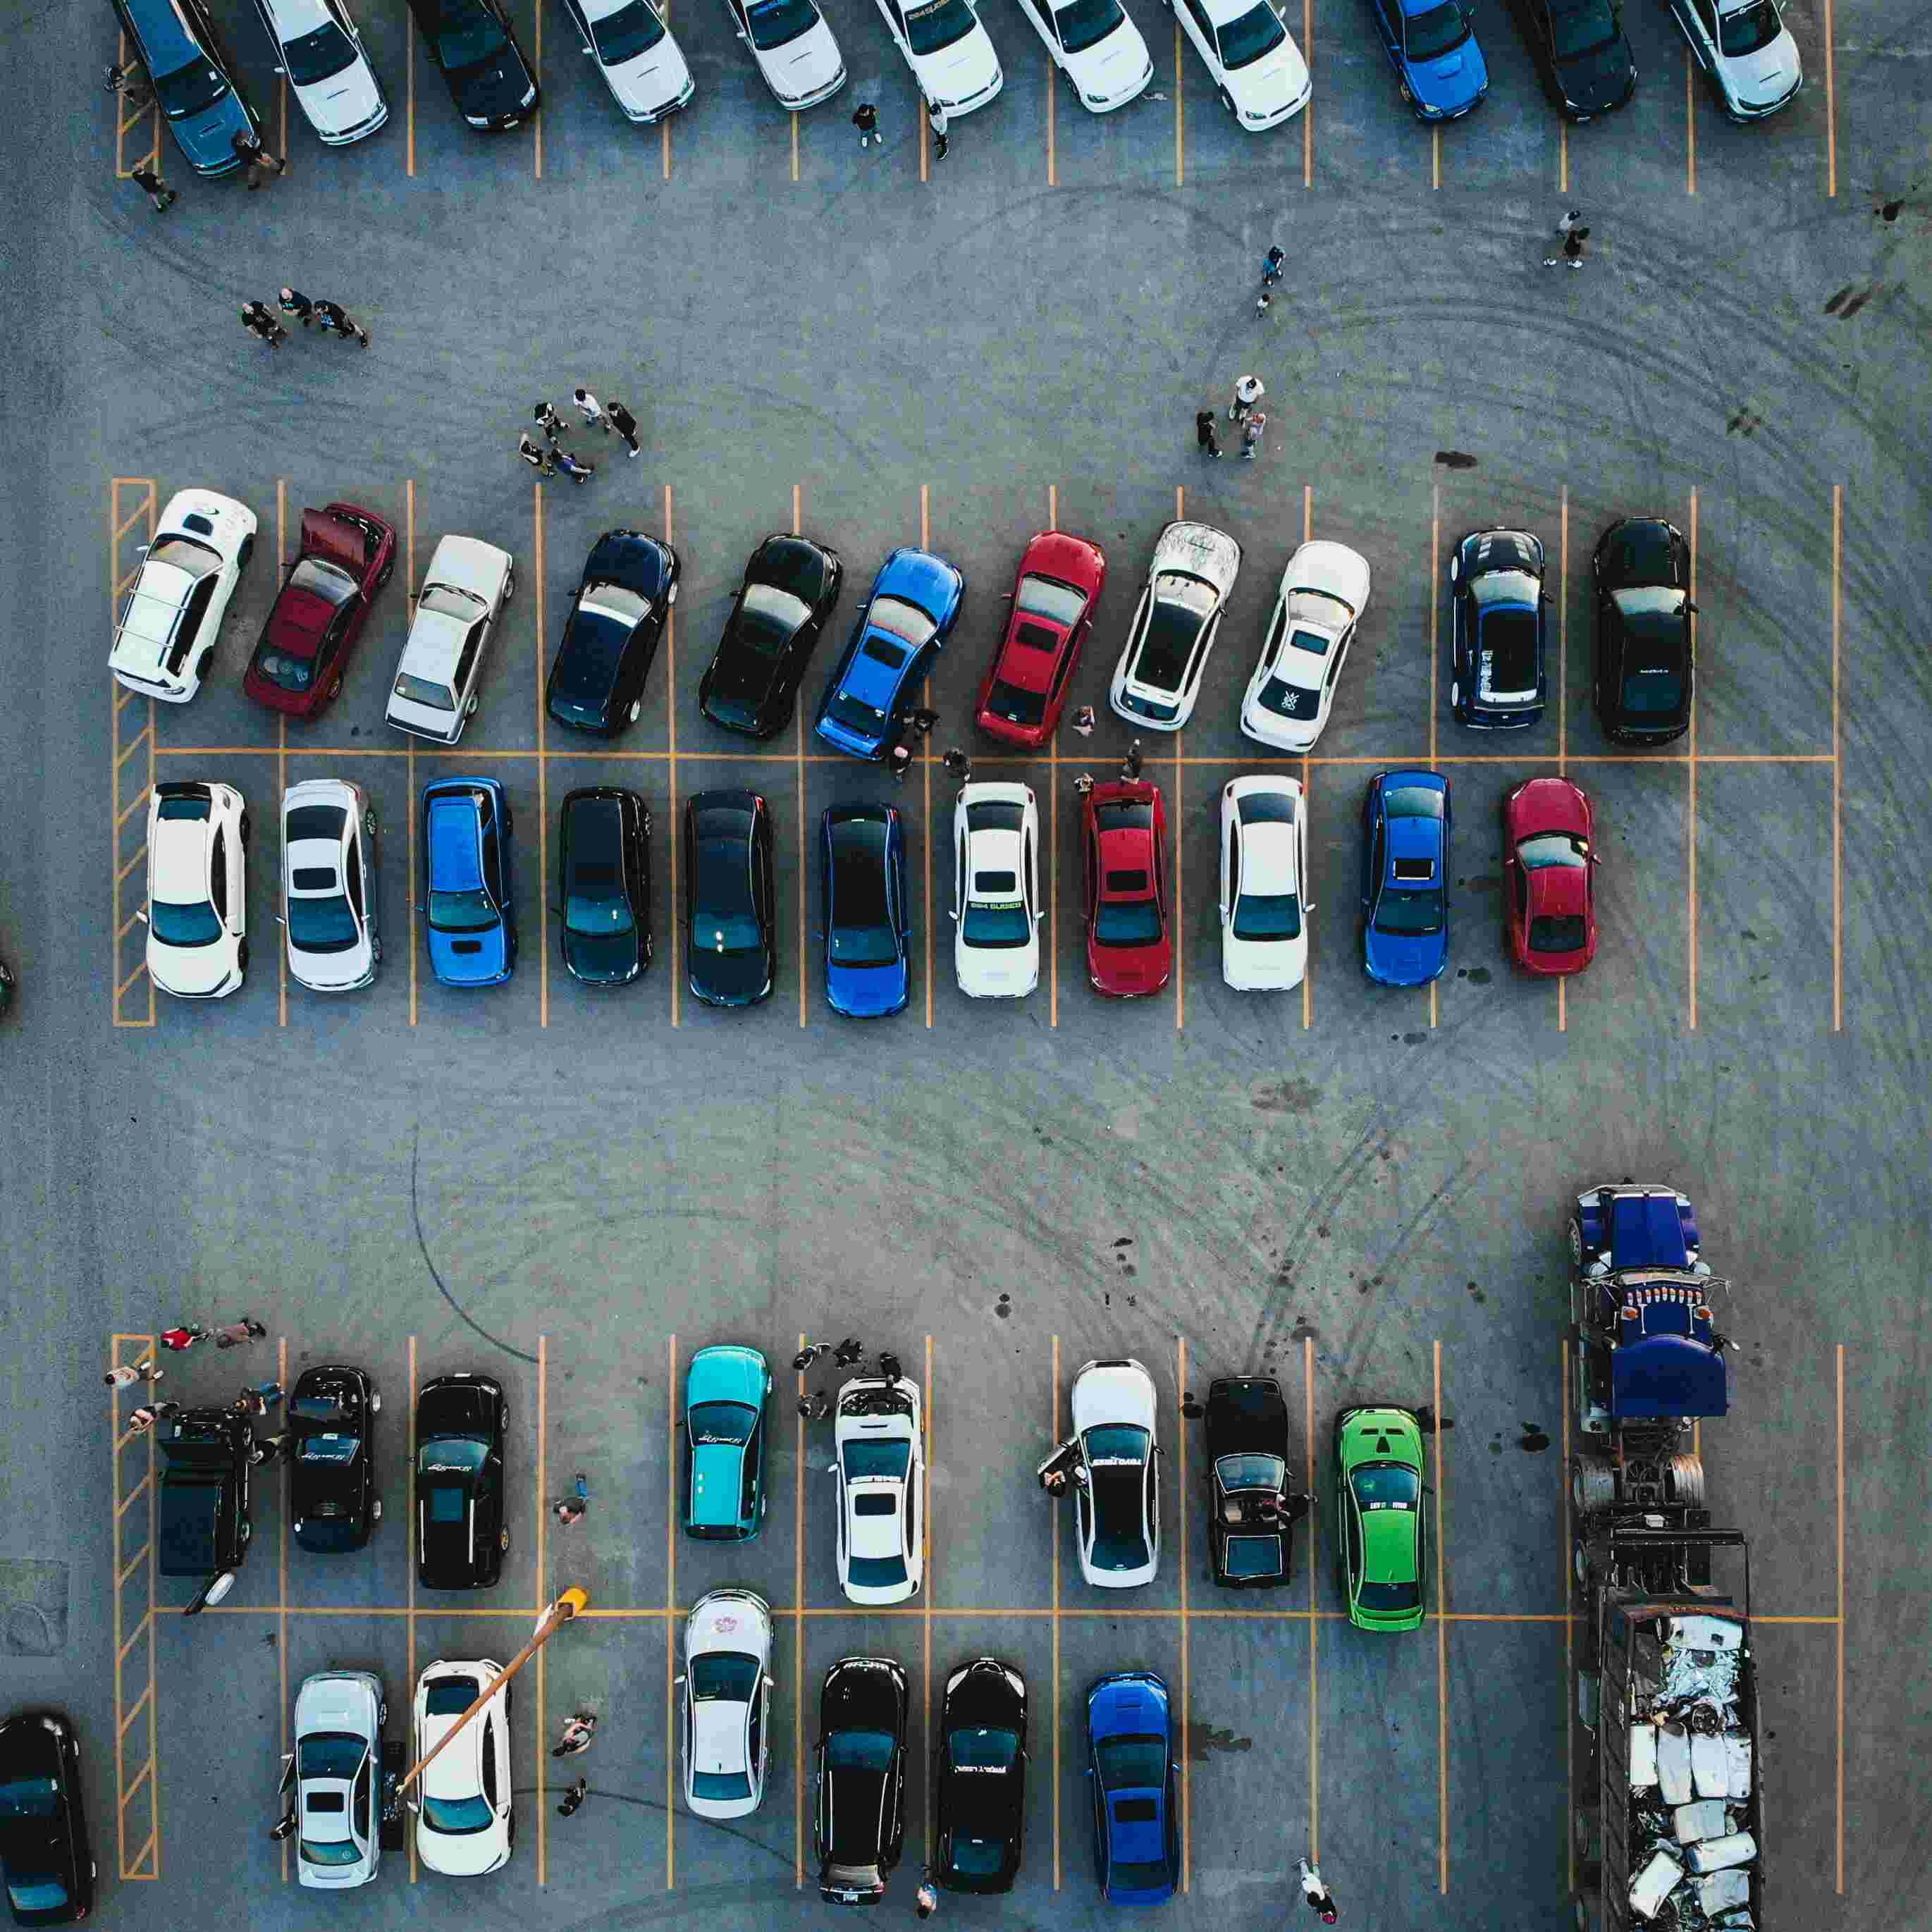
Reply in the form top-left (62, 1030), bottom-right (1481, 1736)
top-left (413, 1659), bottom-right (512, 1877)
top-left (952, 782), bottom-right (1040, 998)
top-left (564, 0), bottom-right (694, 122)
top-left (1238, 540), bottom-right (1371, 752)
top-left (722, 0), bottom-right (847, 109)
top-left (282, 779), bottom-right (381, 993)
top-left (109, 488), bottom-right (257, 704)
top-left (1172, 0), bottom-right (1308, 129)
top-left (1666, 0), bottom-right (1800, 121)
top-left (143, 780), bottom-right (248, 999)
top-left (1068, 1358), bottom-right (1160, 1589)
top-left (286, 1670), bottom-right (385, 1889)
top-left (1219, 775), bottom-right (1309, 990)
top-left (873, 0), bottom-right (1004, 114)
top-left (385, 535), bottom-right (514, 745)
top-left (681, 1589), bottom-right (774, 1819)
top-left (835, 1375), bottom-right (924, 1605)
top-left (250, 0), bottom-right (389, 144)
top-left (1109, 521), bottom-right (1241, 732)
top-left (1011, 0), bottom-right (1150, 110)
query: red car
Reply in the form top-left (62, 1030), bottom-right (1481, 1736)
top-left (974, 530), bottom-right (1107, 747)
top-left (1503, 776), bottom-right (1597, 975)
top-left (1083, 779), bottom-right (1171, 997)
top-left (243, 503), bottom-right (397, 718)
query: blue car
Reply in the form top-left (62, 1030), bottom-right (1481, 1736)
top-left (1367, 0), bottom-right (1488, 119)
top-left (1085, 1673), bottom-right (1179, 1905)
top-left (1360, 770), bottom-right (1451, 985)
top-left (822, 804), bottom-right (910, 1018)
top-left (420, 777), bottom-right (517, 986)
top-left (813, 548), bottom-right (965, 761)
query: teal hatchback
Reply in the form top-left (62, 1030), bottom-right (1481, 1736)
top-left (684, 1346), bottom-right (773, 1540)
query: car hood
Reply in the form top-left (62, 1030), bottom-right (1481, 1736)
top-left (689, 944), bottom-right (770, 1005)
top-left (1365, 924), bottom-right (1446, 985)
top-left (149, 933), bottom-right (234, 997)
top-left (1554, 33), bottom-right (1632, 111)
top-left (297, 61), bottom-right (385, 132)
top-left (564, 924), bottom-right (639, 983)
top-left (453, 47), bottom-right (534, 118)
top-left (1152, 522), bottom-right (1240, 596)
top-left (705, 636), bottom-right (782, 716)
top-left (920, 32), bottom-right (999, 99)
top-left (1412, 35), bottom-right (1487, 108)
top-left (609, 39), bottom-right (693, 113)
top-left (1224, 925), bottom-right (1305, 990)
top-left (1073, 1363), bottom-right (1155, 1436)
top-left (691, 1348), bottom-right (768, 1408)
top-left (1723, 30), bottom-right (1799, 101)
top-left (1074, 22), bottom-right (1150, 94)
top-left (775, 18), bottom-right (843, 94)
top-left (171, 90), bottom-right (254, 173)
top-left (827, 957), bottom-right (909, 1018)
top-left (430, 920), bottom-right (507, 983)
top-left (1228, 39), bottom-right (1310, 113)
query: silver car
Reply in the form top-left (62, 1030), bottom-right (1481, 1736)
top-left (386, 535), bottom-right (515, 744)
top-left (1668, 0), bottom-right (1800, 120)
top-left (720, 0), bottom-right (847, 109)
top-left (285, 1670), bottom-right (386, 1888)
top-left (281, 780), bottom-right (381, 992)
top-left (566, 0), bottom-right (695, 120)
top-left (250, 0), bottom-right (390, 143)
top-left (1109, 522), bottom-right (1243, 732)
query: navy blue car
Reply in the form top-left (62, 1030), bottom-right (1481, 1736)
top-left (1360, 770), bottom-right (1451, 985)
top-left (813, 548), bottom-right (965, 761)
top-left (822, 805), bottom-right (910, 1018)
top-left (1449, 528), bottom-right (1546, 728)
top-left (1085, 1673), bottom-right (1179, 1905)
top-left (1366, 0), bottom-right (1487, 118)
top-left (545, 529), bottom-right (679, 737)
top-left (109, 0), bottom-right (263, 176)
top-left (420, 777), bottom-right (517, 987)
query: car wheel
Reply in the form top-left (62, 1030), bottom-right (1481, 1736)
top-left (237, 940), bottom-right (250, 974)
top-left (364, 808), bottom-right (379, 838)
top-left (500, 1529), bottom-right (510, 1551)
top-left (371, 936), bottom-right (383, 964)
top-left (372, 1499), bottom-right (383, 1522)
top-left (238, 534), bottom-right (254, 573)
top-left (197, 648), bottom-right (215, 682)
top-left (1570, 1454), bottom-right (1615, 1523)
top-left (328, 676), bottom-right (343, 700)
top-left (369, 1389), bottom-right (381, 1412)
top-left (628, 700), bottom-right (641, 725)
top-left (503, 569), bottom-right (515, 605)
top-left (239, 811), bottom-right (251, 842)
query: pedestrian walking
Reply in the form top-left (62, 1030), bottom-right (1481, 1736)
top-left (1298, 1857), bottom-right (1339, 1922)
top-left (853, 101), bottom-right (880, 148)
top-left (555, 448), bottom-right (595, 485)
top-left (214, 1317), bottom-right (268, 1348)
top-left (534, 400), bottom-right (566, 441)
top-left (916, 1867), bottom-right (940, 1918)
top-left (1195, 409), bottom-right (1222, 459)
top-left (127, 1403), bottom-right (180, 1434)
top-left (232, 130), bottom-right (286, 189)
top-left (518, 434), bottom-right (556, 476)
top-left (831, 1338), bottom-right (864, 1367)
top-left (552, 1714), bottom-right (597, 1758)
top-left (1121, 740), bottom-right (1143, 782)
top-left (1557, 208), bottom-right (1583, 238)
top-left (1230, 374), bottom-right (1265, 422)
top-left (1261, 243), bottom-right (1286, 287)
top-left (887, 741), bottom-right (913, 785)
top-left (554, 1499), bottom-right (585, 1525)
top-left (556, 1778), bottom-right (589, 1818)
top-left (1073, 773), bottom-right (1095, 798)
top-left (941, 748), bottom-right (971, 782)
top-left (793, 1341), bottom-right (833, 1370)
top-left (797, 1391), bottom-right (833, 1422)
top-left (877, 1350), bottom-right (904, 1384)
top-left (1042, 1468), bottom-right (1069, 1496)
top-left (925, 97), bottom-right (948, 162)
top-left (248, 1432), bottom-right (291, 1467)
top-left (240, 304), bottom-right (285, 348)
top-left (607, 400), bottom-right (641, 458)
top-left (278, 286), bottom-right (314, 326)
top-left (1071, 703), bottom-right (1096, 736)
top-left (1255, 290), bottom-right (1272, 318)
top-left (106, 63), bottom-right (154, 111)
top-left (573, 387), bottom-right (607, 431)
top-left (269, 1809), bottom-right (299, 1842)
top-left (129, 164), bottom-right (176, 213)
top-left (159, 1325), bottom-right (208, 1352)
top-left (1242, 410), bottom-right (1267, 460)
top-left (313, 300), bottom-right (369, 346)
top-left (1544, 226), bottom-right (1589, 269)
top-left (903, 706), bottom-right (940, 738)
top-left (104, 1362), bottom-right (161, 1389)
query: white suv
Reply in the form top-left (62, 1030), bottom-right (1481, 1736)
top-left (110, 490), bottom-right (257, 703)
top-left (142, 781), bottom-right (248, 999)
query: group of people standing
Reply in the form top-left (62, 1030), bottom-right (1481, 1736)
top-left (239, 288), bottom-right (369, 350)
top-left (518, 390), bottom-right (641, 484)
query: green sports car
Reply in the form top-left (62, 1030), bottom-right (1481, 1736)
top-left (684, 1345), bottom-right (773, 1540)
top-left (1332, 1405), bottom-right (1427, 1632)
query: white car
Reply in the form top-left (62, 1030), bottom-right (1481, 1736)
top-left (1667, 0), bottom-right (1800, 121)
top-left (250, 0), bottom-right (389, 143)
top-left (412, 1659), bottom-right (512, 1877)
top-left (1066, 1358), bottom-right (1160, 1589)
top-left (681, 1589), bottom-right (774, 1820)
top-left (722, 0), bottom-right (847, 109)
top-left (1219, 775), bottom-right (1309, 991)
top-left (282, 779), bottom-right (380, 993)
top-left (873, 0), bottom-right (1004, 114)
top-left (952, 782), bottom-right (1040, 998)
top-left (1109, 521), bottom-right (1242, 732)
top-left (142, 781), bottom-right (248, 999)
top-left (1172, 0), bottom-right (1308, 128)
top-left (565, 0), bottom-right (694, 122)
top-left (109, 488), bottom-right (257, 703)
top-left (1238, 540), bottom-right (1372, 752)
top-left (834, 1376), bottom-right (923, 1605)
top-left (1010, 0), bottom-right (1149, 109)
top-left (386, 535), bottom-right (515, 744)
top-left (285, 1670), bottom-right (385, 1889)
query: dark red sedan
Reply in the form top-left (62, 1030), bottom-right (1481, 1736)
top-left (1503, 776), bottom-right (1597, 975)
top-left (243, 503), bottom-right (397, 719)
top-left (974, 531), bottom-right (1107, 747)
top-left (1083, 779), bottom-right (1171, 997)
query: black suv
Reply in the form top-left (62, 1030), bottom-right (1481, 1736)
top-left (558, 787), bottom-right (651, 987)
top-left (289, 1365), bottom-right (381, 1554)
top-left (158, 1407), bottom-right (253, 1606)
top-left (814, 1657), bottom-right (908, 1903)
top-left (407, 0), bottom-right (540, 130)
top-left (1593, 516), bottom-right (1696, 744)
top-left (933, 1659), bottom-right (1027, 1893)
top-left (108, 0), bottom-right (262, 176)
top-left (415, 1373), bottom-right (507, 1589)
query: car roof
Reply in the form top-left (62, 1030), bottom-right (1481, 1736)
top-left (150, 806), bottom-right (211, 903)
top-left (1361, 1508), bottom-right (1419, 1583)
top-left (426, 794), bottom-right (485, 889)
top-left (402, 604), bottom-right (469, 679)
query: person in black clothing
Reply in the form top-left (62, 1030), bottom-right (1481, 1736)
top-left (240, 302), bottom-right (285, 347)
top-left (902, 707), bottom-right (939, 738)
top-left (278, 286), bottom-right (314, 326)
top-left (1195, 410), bottom-right (1220, 459)
top-left (877, 1351), bottom-right (904, 1384)
top-left (313, 300), bottom-right (369, 347)
top-left (534, 401), bottom-right (565, 441)
top-left (607, 399), bottom-right (641, 457)
top-left (232, 130), bottom-right (285, 189)
top-left (518, 436), bottom-right (555, 476)
top-left (853, 101), bottom-right (879, 148)
top-left (1261, 244), bottom-right (1286, 287)
top-left (831, 1338), bottom-right (864, 1367)
top-left (557, 1778), bottom-right (588, 1818)
top-left (796, 1391), bottom-right (832, 1421)
top-left (130, 164), bottom-right (175, 212)
top-left (269, 1809), bottom-right (297, 1842)
top-left (1121, 740), bottom-right (1143, 782)
top-left (887, 741), bottom-right (912, 785)
top-left (941, 748), bottom-right (971, 781)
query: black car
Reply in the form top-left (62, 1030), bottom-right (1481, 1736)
top-left (288, 1365), bottom-right (381, 1555)
top-left (407, 0), bottom-right (540, 129)
top-left (559, 787), bottom-right (652, 985)
top-left (685, 790), bottom-right (777, 1007)
top-left (933, 1659), bottom-right (1026, 1893)
top-left (546, 531), bottom-right (679, 736)
top-left (699, 534), bottom-right (845, 739)
top-left (416, 1373), bottom-right (507, 1590)
top-left (1593, 516), bottom-right (1695, 745)
top-left (109, 0), bottom-right (262, 177)
top-left (814, 1657), bottom-right (909, 1905)
top-left (0, 1713), bottom-right (94, 1927)
top-left (158, 1407), bottom-right (253, 1605)
top-left (1205, 1377), bottom-right (1303, 1589)
top-left (1506, 0), bottom-right (1637, 118)
top-left (1448, 527), bottom-right (1547, 730)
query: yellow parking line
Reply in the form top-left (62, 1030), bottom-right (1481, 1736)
top-left (1174, 22), bottom-right (1184, 185)
top-left (1559, 121), bottom-right (1568, 195)
top-left (1685, 49), bottom-right (1696, 194)
top-left (1047, 54), bottom-right (1056, 185)
top-left (1432, 123), bottom-right (1440, 190)
top-left (115, 730), bottom-right (150, 770)
top-left (118, 1684), bottom-right (152, 1735)
top-left (116, 794), bottom-right (145, 833)
top-left (125, 1828), bottom-right (157, 1878)
top-left (791, 113), bottom-right (799, 182)
top-left (121, 1759), bottom-right (152, 1807)
top-left (1823, 0), bottom-right (1837, 197)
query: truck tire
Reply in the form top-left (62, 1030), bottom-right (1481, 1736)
top-left (1573, 1799), bottom-right (1601, 1869)
top-left (1573, 1540), bottom-right (1595, 1592)
top-left (1574, 1892), bottom-right (1604, 1932)
top-left (1568, 1216), bottom-right (1586, 1267)
top-left (1663, 1453), bottom-right (1704, 1505)
top-left (1570, 1453), bottom-right (1616, 1522)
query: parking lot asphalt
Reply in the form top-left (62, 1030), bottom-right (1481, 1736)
top-left (6, 0), bottom-right (1932, 1927)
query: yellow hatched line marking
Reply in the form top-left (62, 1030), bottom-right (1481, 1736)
top-left (118, 1684), bottom-right (151, 1735)
top-left (121, 1759), bottom-right (153, 1807)
top-left (117, 1606), bottom-right (150, 1652)
top-left (125, 1827), bottom-right (158, 1878)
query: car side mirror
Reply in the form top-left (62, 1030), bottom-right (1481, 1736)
top-left (674, 1673), bottom-right (687, 1687)
top-left (414, 902), bottom-right (426, 915)
top-left (1305, 898), bottom-right (1316, 912)
top-left (135, 908), bottom-right (149, 925)
top-left (581, 42), bottom-right (593, 53)
top-left (1682, 600), bottom-right (1699, 614)
top-left (273, 64), bottom-right (285, 75)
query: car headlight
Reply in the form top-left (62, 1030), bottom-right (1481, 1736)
top-left (520, 84), bottom-right (538, 106)
top-left (1084, 89), bottom-right (1110, 104)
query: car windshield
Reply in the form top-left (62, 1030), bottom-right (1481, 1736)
top-left (691, 1652), bottom-right (760, 1702)
top-left (1224, 1533), bottom-right (1284, 1577)
top-left (1530, 914), bottom-right (1589, 953)
top-left (1094, 895), bottom-right (1162, 947)
top-left (831, 923), bottom-right (898, 968)
top-left (423, 1675), bottom-right (478, 1715)
top-left (949, 1726), bottom-right (1019, 1769)
top-left (1232, 888), bottom-right (1300, 942)
top-left (422, 1791), bottom-right (493, 1834)
top-left (1217, 1453), bottom-right (1285, 1491)
top-left (985, 678), bottom-right (1046, 726)
top-left (1620, 670), bottom-right (1684, 714)
top-left (746, 0), bottom-right (820, 47)
top-left (1374, 887), bottom-right (1444, 936)
top-left (1549, 0), bottom-right (1618, 56)
top-left (0, 1777), bottom-right (58, 1819)
top-left (428, 885), bottom-right (496, 933)
top-left (152, 57), bottom-right (229, 120)
top-left (420, 1436), bottom-right (488, 1471)
top-left (301, 1827), bottom-right (364, 1866)
top-left (1383, 785), bottom-right (1441, 819)
top-left (297, 1432), bottom-right (360, 1465)
top-left (1094, 1733), bottom-right (1166, 1790)
top-left (825, 1730), bottom-right (896, 1772)
top-left (689, 1400), bottom-right (756, 1446)
top-left (252, 648), bottom-right (316, 691)
top-left (288, 890), bottom-right (359, 954)
top-left (842, 1439), bottom-right (911, 1480)
top-left (1403, 0), bottom-right (1470, 60)
top-left (1016, 572), bottom-right (1088, 625)
top-left (1518, 832), bottom-right (1587, 870)
top-left (4, 1878), bottom-right (68, 1915)
top-left (393, 672), bottom-right (455, 712)
top-left (1053, 0), bottom-right (1125, 51)
top-left (150, 897), bottom-right (221, 947)
top-left (283, 18), bottom-right (359, 85)
top-left (435, 0), bottom-right (510, 68)
top-left (1358, 1579), bottom-right (1422, 1611)
top-left (868, 593), bottom-right (938, 648)
top-left (591, 0), bottom-right (667, 59)
top-left (1352, 1463), bottom-right (1420, 1508)
top-left (735, 582), bottom-right (810, 656)
top-left (299, 1732), bottom-right (366, 1780)
top-left (1256, 677), bottom-right (1317, 720)
top-left (1217, 1), bottom-right (1287, 67)
top-left (963, 882), bottom-right (1031, 948)
top-left (1719, 0), bottom-right (1780, 56)
top-left (565, 861), bottom-right (634, 937)
top-left (848, 1552), bottom-right (909, 1586)
top-left (1136, 577), bottom-right (1215, 691)
top-left (902, 0), bottom-right (978, 54)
